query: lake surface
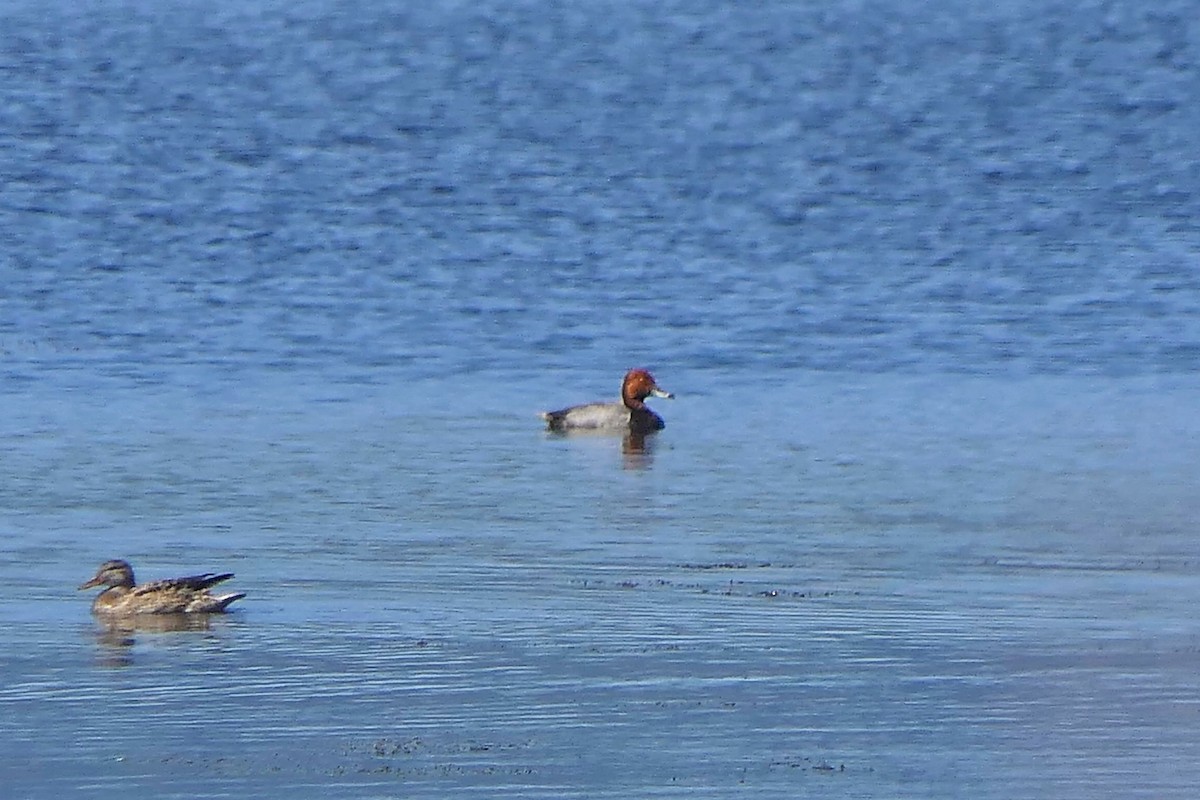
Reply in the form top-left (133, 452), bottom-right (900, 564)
top-left (2, 0), bottom-right (1200, 797)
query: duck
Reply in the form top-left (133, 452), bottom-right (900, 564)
top-left (78, 559), bottom-right (246, 615)
top-left (540, 368), bottom-right (674, 433)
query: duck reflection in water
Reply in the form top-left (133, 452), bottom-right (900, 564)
top-left (88, 614), bottom-right (226, 668)
top-left (622, 430), bottom-right (657, 469)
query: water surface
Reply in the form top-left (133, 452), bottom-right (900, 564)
top-left (3, 0), bottom-right (1200, 797)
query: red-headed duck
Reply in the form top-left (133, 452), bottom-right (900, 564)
top-left (540, 368), bottom-right (674, 433)
top-left (79, 559), bottom-right (246, 615)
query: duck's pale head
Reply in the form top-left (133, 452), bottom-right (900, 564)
top-left (79, 559), bottom-right (136, 591)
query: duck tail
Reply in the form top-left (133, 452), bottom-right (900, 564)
top-left (213, 592), bottom-right (246, 611)
top-left (539, 410), bottom-right (566, 430)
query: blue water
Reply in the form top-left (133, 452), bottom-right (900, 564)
top-left (3, 0), bottom-right (1200, 797)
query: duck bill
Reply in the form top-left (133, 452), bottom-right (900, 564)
top-left (78, 576), bottom-right (102, 590)
top-left (650, 388), bottom-right (674, 399)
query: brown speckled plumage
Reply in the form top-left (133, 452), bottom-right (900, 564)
top-left (79, 559), bottom-right (245, 615)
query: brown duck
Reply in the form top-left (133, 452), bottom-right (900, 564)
top-left (79, 559), bottom-right (246, 615)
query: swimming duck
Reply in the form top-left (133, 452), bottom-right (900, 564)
top-left (540, 368), bottom-right (674, 433)
top-left (78, 559), bottom-right (246, 615)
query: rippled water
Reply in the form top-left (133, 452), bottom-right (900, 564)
top-left (3, 0), bottom-right (1200, 797)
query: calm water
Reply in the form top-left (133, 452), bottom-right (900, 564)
top-left (3, 0), bottom-right (1200, 797)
